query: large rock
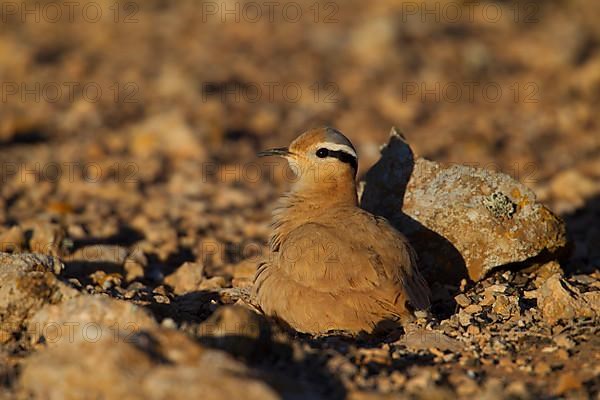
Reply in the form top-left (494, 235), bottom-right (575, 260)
top-left (21, 296), bottom-right (282, 399)
top-left (0, 252), bottom-right (77, 344)
top-left (361, 129), bottom-right (567, 283)
top-left (18, 327), bottom-right (280, 400)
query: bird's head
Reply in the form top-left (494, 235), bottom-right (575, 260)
top-left (258, 127), bottom-right (358, 191)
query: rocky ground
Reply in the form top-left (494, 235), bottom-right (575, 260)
top-left (1, 0), bottom-right (599, 399)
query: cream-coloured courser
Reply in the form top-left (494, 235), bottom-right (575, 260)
top-left (252, 127), bottom-right (430, 336)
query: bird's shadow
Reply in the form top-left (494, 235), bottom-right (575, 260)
top-left (359, 133), bottom-right (470, 318)
top-left (149, 290), bottom-right (348, 400)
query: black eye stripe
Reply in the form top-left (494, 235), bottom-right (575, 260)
top-left (330, 150), bottom-right (358, 170)
top-left (316, 147), bottom-right (357, 171)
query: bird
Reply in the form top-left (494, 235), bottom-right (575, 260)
top-left (252, 127), bottom-right (430, 336)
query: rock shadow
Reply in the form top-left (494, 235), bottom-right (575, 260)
top-left (0, 128), bottom-right (48, 147)
top-left (70, 225), bottom-right (144, 248)
top-left (359, 133), bottom-right (469, 318)
top-left (62, 224), bottom-right (144, 281)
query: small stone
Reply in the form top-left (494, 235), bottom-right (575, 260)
top-left (454, 294), bottom-right (471, 307)
top-left (198, 276), bottom-right (228, 291)
top-left (164, 262), bottom-right (204, 295)
top-left (556, 349), bottom-right (570, 360)
top-left (457, 310), bottom-right (472, 327)
top-left (498, 357), bottom-right (513, 368)
top-left (492, 294), bottom-right (517, 318)
top-left (231, 259), bottom-right (258, 288)
top-left (463, 304), bottom-right (482, 314)
top-left (357, 347), bottom-right (391, 366)
top-left (428, 347), bottom-right (445, 360)
top-left (466, 325), bottom-right (480, 336)
top-left (153, 295), bottom-right (170, 304)
top-left (389, 371), bottom-right (406, 387)
top-left (479, 292), bottom-right (496, 306)
top-left (541, 346), bottom-right (558, 353)
top-left (28, 222), bottom-right (66, 257)
top-left (401, 328), bottom-right (463, 352)
top-left (485, 284), bottom-right (508, 294)
top-left (124, 260), bottom-right (145, 282)
top-left (0, 226), bottom-right (26, 253)
top-left (161, 318), bottom-right (176, 329)
top-left (129, 111), bottom-right (206, 161)
top-left (534, 361), bottom-right (551, 375)
top-left (571, 274), bottom-right (596, 285)
top-left (533, 261), bottom-right (564, 288)
top-left (452, 374), bottom-right (479, 397)
top-left (505, 381), bottom-right (529, 398)
top-left (492, 295), bottom-right (509, 316)
top-left (554, 372), bottom-right (583, 396)
top-left (90, 271), bottom-right (123, 289)
top-left (553, 334), bottom-right (575, 349)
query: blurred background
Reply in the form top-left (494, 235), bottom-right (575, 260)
top-left (1, 0), bottom-right (599, 282)
top-left (1, 0), bottom-right (600, 398)
top-left (1, 0), bottom-right (598, 271)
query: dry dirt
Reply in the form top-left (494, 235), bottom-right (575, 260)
top-left (1, 0), bottom-right (599, 399)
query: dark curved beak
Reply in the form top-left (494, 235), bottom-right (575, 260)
top-left (257, 147), bottom-right (291, 158)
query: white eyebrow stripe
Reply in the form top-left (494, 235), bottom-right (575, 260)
top-left (320, 143), bottom-right (357, 158)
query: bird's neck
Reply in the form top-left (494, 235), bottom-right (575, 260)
top-left (269, 177), bottom-right (357, 251)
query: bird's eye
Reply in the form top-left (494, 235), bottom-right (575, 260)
top-left (316, 148), bottom-right (329, 158)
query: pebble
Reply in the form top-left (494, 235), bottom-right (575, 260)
top-left (198, 276), bottom-right (228, 290)
top-left (153, 294), bottom-right (170, 304)
top-left (464, 304), bottom-right (483, 314)
top-left (466, 325), bottom-right (480, 336)
top-left (553, 334), bottom-right (575, 349)
top-left (457, 310), bottom-right (472, 327)
top-left (492, 294), bottom-right (513, 318)
top-left (535, 361), bottom-right (551, 375)
top-left (455, 293), bottom-right (471, 307)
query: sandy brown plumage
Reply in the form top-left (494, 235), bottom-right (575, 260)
top-left (252, 127), bottom-right (430, 335)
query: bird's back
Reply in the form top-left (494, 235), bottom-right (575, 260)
top-left (253, 206), bottom-right (430, 335)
